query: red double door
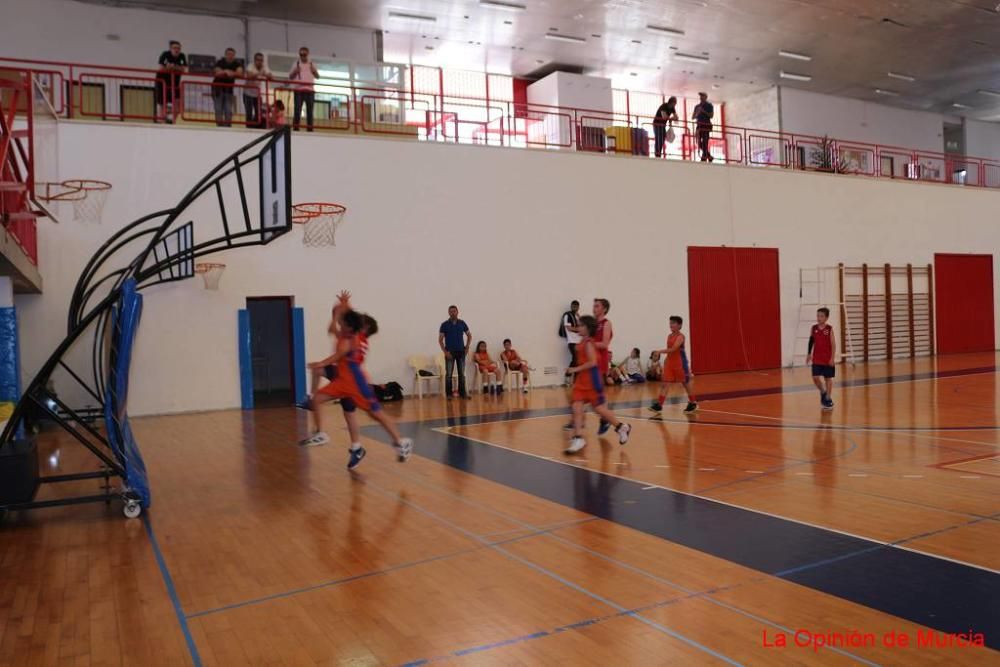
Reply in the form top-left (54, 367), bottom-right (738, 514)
top-left (687, 247), bottom-right (782, 373)
top-left (934, 253), bottom-right (995, 354)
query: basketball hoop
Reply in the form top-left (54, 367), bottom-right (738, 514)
top-left (292, 202), bottom-right (346, 247)
top-left (194, 262), bottom-right (226, 290)
top-left (36, 179), bottom-right (111, 224)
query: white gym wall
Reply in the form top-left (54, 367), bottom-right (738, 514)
top-left (13, 122), bottom-right (1000, 416)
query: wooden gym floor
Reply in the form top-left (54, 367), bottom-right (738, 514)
top-left (1, 352), bottom-right (998, 665)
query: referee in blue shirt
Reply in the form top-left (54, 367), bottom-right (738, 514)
top-left (439, 305), bottom-right (472, 399)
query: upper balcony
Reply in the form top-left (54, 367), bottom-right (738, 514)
top-left (1, 56), bottom-right (998, 195)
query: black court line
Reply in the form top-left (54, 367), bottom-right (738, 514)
top-left (363, 364), bottom-right (1000, 649)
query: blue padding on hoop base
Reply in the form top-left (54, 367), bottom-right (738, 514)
top-left (103, 279), bottom-right (151, 508)
top-left (0, 307), bottom-right (21, 403)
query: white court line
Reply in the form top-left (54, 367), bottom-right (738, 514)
top-left (655, 465), bottom-right (670, 468)
top-left (960, 475), bottom-right (982, 479)
top-left (793, 472), bottom-right (814, 476)
top-left (902, 475), bottom-right (924, 479)
top-left (432, 426), bottom-right (1000, 575)
top-left (848, 473), bottom-right (869, 478)
top-left (698, 467), bottom-right (717, 472)
top-left (641, 485), bottom-right (658, 491)
top-left (696, 407), bottom-right (1000, 447)
top-left (745, 470), bottom-right (764, 474)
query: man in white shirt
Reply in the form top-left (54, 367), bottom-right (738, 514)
top-left (288, 46), bottom-right (319, 131)
top-left (561, 300), bottom-right (582, 384)
top-left (243, 52), bottom-right (272, 128)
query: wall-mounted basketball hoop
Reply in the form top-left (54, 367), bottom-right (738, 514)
top-left (194, 262), bottom-right (226, 290)
top-left (35, 179), bottom-right (111, 224)
top-left (291, 202), bottom-right (346, 247)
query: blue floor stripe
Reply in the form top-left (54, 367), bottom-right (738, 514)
top-left (143, 515), bottom-right (203, 667)
top-left (362, 363), bottom-right (1000, 651)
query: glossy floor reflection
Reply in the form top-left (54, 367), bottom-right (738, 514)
top-left (1, 353), bottom-right (997, 665)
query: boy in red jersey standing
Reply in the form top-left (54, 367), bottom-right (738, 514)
top-left (649, 316), bottom-right (698, 414)
top-left (806, 307), bottom-right (837, 410)
top-left (565, 315), bottom-right (631, 454)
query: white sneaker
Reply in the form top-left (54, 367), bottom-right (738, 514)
top-left (299, 431), bottom-right (329, 447)
top-left (522, 386), bottom-right (529, 394)
top-left (395, 437), bottom-right (413, 462)
top-left (617, 423), bottom-right (631, 446)
top-left (565, 437), bottom-right (586, 454)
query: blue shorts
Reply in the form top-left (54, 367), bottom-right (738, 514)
top-left (323, 364), bottom-right (337, 380)
top-left (812, 364), bottom-right (835, 379)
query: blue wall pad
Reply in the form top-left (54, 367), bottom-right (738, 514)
top-left (292, 307), bottom-right (306, 405)
top-left (237, 309), bottom-right (253, 410)
top-left (0, 307), bottom-right (21, 403)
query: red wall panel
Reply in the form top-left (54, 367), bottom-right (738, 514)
top-left (687, 247), bottom-right (782, 373)
top-left (934, 254), bottom-right (995, 354)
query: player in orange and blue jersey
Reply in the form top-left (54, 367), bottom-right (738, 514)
top-left (299, 293), bottom-right (412, 469)
top-left (565, 315), bottom-right (631, 454)
top-left (649, 316), bottom-right (698, 414)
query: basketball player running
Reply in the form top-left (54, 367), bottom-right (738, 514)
top-left (299, 293), bottom-right (412, 469)
top-left (649, 316), bottom-right (698, 414)
top-left (566, 315), bottom-right (631, 454)
top-left (806, 307), bottom-right (837, 410)
top-left (592, 298), bottom-right (615, 434)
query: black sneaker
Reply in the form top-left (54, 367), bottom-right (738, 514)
top-left (563, 422), bottom-right (574, 431)
top-left (648, 402), bottom-right (663, 413)
top-left (684, 402), bottom-right (699, 414)
top-left (597, 420), bottom-right (611, 435)
top-left (347, 447), bottom-right (367, 470)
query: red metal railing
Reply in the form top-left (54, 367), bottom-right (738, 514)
top-left (2, 56), bottom-right (1000, 191)
top-left (0, 72), bottom-right (38, 265)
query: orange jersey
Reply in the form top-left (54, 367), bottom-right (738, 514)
top-left (572, 338), bottom-right (606, 405)
top-left (664, 332), bottom-right (691, 383)
top-left (318, 333), bottom-right (379, 412)
top-left (474, 351), bottom-right (497, 371)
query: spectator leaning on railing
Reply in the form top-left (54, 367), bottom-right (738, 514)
top-left (244, 52), bottom-right (272, 129)
top-left (212, 48), bottom-right (244, 128)
top-left (288, 46), bottom-right (319, 132)
top-left (155, 40), bottom-right (187, 123)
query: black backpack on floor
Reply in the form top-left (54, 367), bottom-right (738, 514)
top-left (373, 381), bottom-right (404, 402)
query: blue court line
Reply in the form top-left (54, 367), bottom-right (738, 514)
top-left (355, 476), bottom-right (744, 666)
top-left (373, 461), bottom-right (882, 666)
top-left (185, 518), bottom-right (598, 619)
top-left (185, 546), bottom-right (477, 619)
top-left (400, 584), bottom-right (752, 667)
top-left (142, 515), bottom-right (203, 667)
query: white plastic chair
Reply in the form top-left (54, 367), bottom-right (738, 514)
top-left (472, 359), bottom-right (500, 394)
top-left (503, 360), bottom-right (529, 393)
top-left (408, 354), bottom-right (442, 398)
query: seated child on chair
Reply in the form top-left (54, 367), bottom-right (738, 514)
top-left (500, 338), bottom-right (531, 393)
top-left (474, 341), bottom-right (502, 394)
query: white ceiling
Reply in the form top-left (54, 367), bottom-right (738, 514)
top-left (143, 0), bottom-right (1000, 120)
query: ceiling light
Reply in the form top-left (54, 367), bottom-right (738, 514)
top-left (647, 24), bottom-right (685, 37)
top-left (544, 32), bottom-right (586, 43)
top-left (952, 102), bottom-right (971, 109)
top-left (778, 50), bottom-right (812, 62)
top-left (887, 71), bottom-right (916, 82)
top-left (479, 0), bottom-right (527, 11)
top-left (977, 89), bottom-right (1000, 98)
top-left (388, 11), bottom-right (436, 23)
top-left (779, 70), bottom-right (812, 82)
top-left (874, 88), bottom-right (899, 97)
top-left (673, 52), bottom-right (709, 63)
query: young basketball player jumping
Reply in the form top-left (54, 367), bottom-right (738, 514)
top-left (299, 293), bottom-right (412, 469)
top-left (649, 316), bottom-right (698, 414)
top-left (566, 315), bottom-right (631, 454)
top-left (806, 307), bottom-right (837, 410)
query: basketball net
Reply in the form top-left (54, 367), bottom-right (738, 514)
top-left (194, 263), bottom-right (226, 290)
top-left (292, 203), bottom-right (347, 247)
top-left (37, 180), bottom-right (111, 224)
